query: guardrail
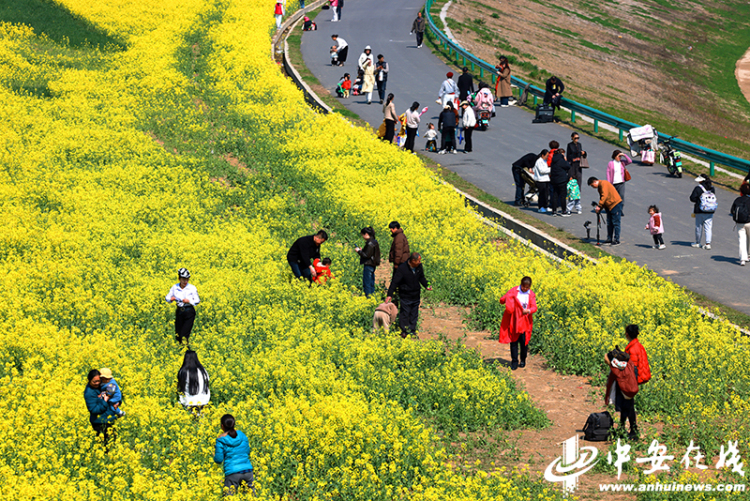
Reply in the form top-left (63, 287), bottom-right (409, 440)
top-left (423, 0), bottom-right (750, 176)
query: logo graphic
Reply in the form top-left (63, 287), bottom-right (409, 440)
top-left (545, 436), bottom-right (600, 492)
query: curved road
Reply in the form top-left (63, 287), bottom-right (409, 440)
top-left (300, 0), bottom-right (750, 314)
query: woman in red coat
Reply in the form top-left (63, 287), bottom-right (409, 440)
top-left (498, 276), bottom-right (537, 370)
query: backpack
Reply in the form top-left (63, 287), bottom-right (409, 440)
top-left (582, 411), bottom-right (613, 442)
top-left (733, 197), bottom-right (750, 224)
top-left (699, 185), bottom-right (718, 212)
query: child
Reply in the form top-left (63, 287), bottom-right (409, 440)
top-left (498, 276), bottom-right (537, 370)
top-left (336, 73), bottom-right (350, 98)
top-left (566, 175), bottom-right (581, 214)
top-left (313, 257), bottom-right (333, 284)
top-left (352, 69), bottom-right (363, 96)
top-left (99, 367), bottom-right (125, 417)
top-left (604, 347), bottom-right (639, 440)
top-left (330, 46), bottom-right (339, 66)
top-left (424, 123), bottom-right (438, 152)
top-left (645, 205), bottom-right (665, 249)
top-left (303, 16), bottom-right (316, 31)
top-left (373, 301), bottom-right (398, 332)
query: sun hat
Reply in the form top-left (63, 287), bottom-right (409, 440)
top-left (99, 368), bottom-right (113, 379)
top-left (695, 175), bottom-right (706, 182)
top-left (460, 101), bottom-right (469, 107)
top-left (365, 45), bottom-right (371, 50)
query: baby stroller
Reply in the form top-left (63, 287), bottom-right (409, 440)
top-left (626, 124), bottom-right (658, 165)
top-left (520, 169), bottom-right (539, 207)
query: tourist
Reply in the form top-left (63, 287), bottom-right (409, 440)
top-left (375, 54), bottom-right (389, 104)
top-left (533, 149), bottom-right (551, 212)
top-left (511, 152), bottom-right (538, 206)
top-left (690, 175), bottom-right (717, 250)
top-left (494, 56), bottom-right (512, 107)
top-left (331, 35), bottom-right (348, 66)
top-left (606, 150), bottom-right (631, 215)
top-left (386, 253), bottom-right (431, 338)
top-left (165, 268), bottom-right (200, 344)
top-left (214, 414), bottom-right (255, 496)
top-left (177, 350), bottom-right (211, 410)
top-left (410, 12), bottom-right (426, 48)
top-left (645, 205), bottom-right (666, 249)
top-left (604, 347), bottom-right (640, 441)
top-left (565, 132), bottom-right (586, 197)
top-left (730, 183), bottom-right (750, 265)
top-left (83, 369), bottom-right (117, 446)
top-left (588, 177), bottom-right (623, 245)
top-left (498, 276), bottom-right (537, 370)
top-left (287, 230), bottom-right (328, 281)
top-left (403, 101), bottom-right (420, 152)
top-left (387, 221), bottom-right (410, 273)
top-left (355, 226), bottom-right (381, 297)
top-left (460, 101), bottom-right (476, 153)
top-left (457, 67), bottom-right (474, 101)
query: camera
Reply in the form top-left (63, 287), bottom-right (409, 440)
top-left (591, 201), bottom-right (599, 208)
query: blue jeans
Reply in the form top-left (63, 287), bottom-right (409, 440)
top-left (289, 261), bottom-right (312, 281)
top-left (363, 265), bottom-right (375, 297)
top-left (605, 202), bottom-right (622, 242)
top-left (500, 96), bottom-right (509, 106)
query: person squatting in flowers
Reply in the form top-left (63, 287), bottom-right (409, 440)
top-left (166, 267), bottom-right (200, 344)
top-left (498, 276), bottom-right (537, 370)
top-left (286, 230), bottom-right (328, 282)
top-left (214, 414), bottom-right (255, 496)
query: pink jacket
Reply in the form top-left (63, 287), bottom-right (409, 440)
top-left (646, 212), bottom-right (664, 235)
top-left (606, 155), bottom-right (632, 183)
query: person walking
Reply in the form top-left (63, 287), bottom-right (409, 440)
top-left (214, 414), bottom-right (255, 496)
top-left (607, 150), bottom-right (631, 215)
top-left (532, 149), bottom-right (551, 212)
top-left (331, 35), bottom-right (348, 66)
top-left (645, 205), bottom-right (666, 249)
top-left (361, 58), bottom-right (375, 104)
top-left (336, 0), bottom-right (343, 21)
top-left (387, 221), bottom-right (410, 273)
top-left (375, 54), bottom-right (389, 104)
top-left (165, 268), bottom-right (200, 344)
top-left (438, 72), bottom-right (458, 108)
top-left (177, 350), bottom-right (211, 410)
top-left (460, 101), bottom-right (476, 153)
top-left (386, 253), bottom-right (431, 338)
top-left (355, 226), bottom-right (381, 297)
top-left (690, 175), bottom-right (717, 250)
top-left (494, 56), bottom-right (512, 107)
top-left (589, 177), bottom-right (623, 245)
top-left (274, 0), bottom-right (285, 30)
top-left (731, 183), bottom-right (750, 265)
top-left (287, 230), bottom-right (329, 281)
top-left (566, 132), bottom-right (586, 203)
top-left (511, 152), bottom-right (537, 206)
top-left (382, 93), bottom-right (397, 143)
top-left (437, 103), bottom-right (457, 154)
top-left (357, 46), bottom-right (374, 72)
top-left (457, 67), bottom-right (475, 101)
top-left (410, 11), bottom-right (426, 48)
top-left (498, 276), bottom-right (537, 370)
top-left (548, 143), bottom-right (571, 216)
top-left (330, 0), bottom-right (339, 22)
top-left (83, 369), bottom-right (117, 445)
top-left (604, 347), bottom-right (640, 441)
top-left (403, 101), bottom-right (420, 152)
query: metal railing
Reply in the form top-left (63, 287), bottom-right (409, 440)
top-left (423, 0), bottom-right (750, 176)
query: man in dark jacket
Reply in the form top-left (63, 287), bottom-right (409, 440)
top-left (548, 142), bottom-right (570, 216)
top-left (438, 104), bottom-right (458, 154)
top-left (386, 253), bottom-right (431, 338)
top-left (543, 76), bottom-right (565, 108)
top-left (387, 221), bottom-right (410, 273)
top-left (512, 152), bottom-right (538, 206)
top-left (565, 132), bottom-right (586, 197)
top-left (411, 11), bottom-right (426, 48)
top-left (457, 67), bottom-right (475, 101)
top-left (356, 226), bottom-right (381, 297)
top-left (287, 230), bottom-right (328, 281)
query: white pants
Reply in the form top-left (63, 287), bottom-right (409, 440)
top-left (332, 8), bottom-right (338, 21)
top-left (738, 223), bottom-right (750, 261)
top-left (695, 213), bottom-right (713, 245)
top-left (366, 91), bottom-right (372, 103)
top-left (275, 14), bottom-right (282, 29)
top-left (441, 93), bottom-right (456, 108)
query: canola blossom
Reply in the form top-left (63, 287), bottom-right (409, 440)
top-left (0, 0), bottom-right (747, 499)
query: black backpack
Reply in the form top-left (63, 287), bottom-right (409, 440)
top-left (582, 411), bottom-right (613, 441)
top-left (733, 197), bottom-right (750, 224)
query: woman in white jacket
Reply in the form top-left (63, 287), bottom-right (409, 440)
top-left (460, 101), bottom-right (476, 153)
top-left (532, 149), bottom-right (551, 213)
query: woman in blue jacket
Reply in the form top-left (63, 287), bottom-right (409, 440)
top-left (214, 414), bottom-right (255, 496)
top-left (83, 369), bottom-right (117, 444)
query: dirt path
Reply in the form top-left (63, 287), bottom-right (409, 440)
top-left (418, 304), bottom-right (635, 500)
top-left (736, 47), bottom-right (750, 106)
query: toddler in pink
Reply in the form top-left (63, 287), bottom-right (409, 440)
top-left (645, 205), bottom-right (665, 249)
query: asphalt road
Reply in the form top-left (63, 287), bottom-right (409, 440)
top-left (300, 0), bottom-right (750, 314)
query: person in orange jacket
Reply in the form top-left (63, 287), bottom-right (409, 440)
top-left (624, 324), bottom-right (651, 385)
top-left (313, 257), bottom-right (333, 284)
top-left (498, 276), bottom-right (537, 370)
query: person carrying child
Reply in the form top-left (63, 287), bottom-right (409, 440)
top-left (566, 174), bottom-right (581, 215)
top-left (604, 346), bottom-right (640, 440)
top-left (99, 367), bottom-right (125, 417)
top-left (424, 123), bottom-right (437, 152)
top-left (498, 276), bottom-right (537, 370)
top-left (645, 205), bottom-right (665, 249)
top-left (313, 257), bottom-right (333, 284)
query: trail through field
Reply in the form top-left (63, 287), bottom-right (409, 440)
top-left (736, 46), bottom-right (750, 106)
top-left (418, 304), bottom-right (635, 500)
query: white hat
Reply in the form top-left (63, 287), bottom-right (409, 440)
top-left (695, 175), bottom-right (706, 183)
top-left (365, 45), bottom-right (371, 50)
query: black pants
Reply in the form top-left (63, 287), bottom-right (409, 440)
top-left (175, 305), bottom-right (196, 343)
top-left (652, 234), bottom-right (664, 246)
top-left (551, 183), bottom-right (567, 213)
top-left (91, 421), bottom-right (115, 450)
top-left (404, 127), bottom-right (417, 151)
top-left (512, 168), bottom-right (526, 205)
top-left (377, 80), bottom-right (387, 102)
top-left (399, 297), bottom-right (420, 338)
top-left (416, 31), bottom-right (424, 46)
top-left (536, 181), bottom-right (549, 208)
top-left (441, 126), bottom-right (455, 151)
top-left (617, 390), bottom-right (637, 430)
top-left (509, 332), bottom-right (527, 364)
top-left (384, 119), bottom-right (395, 142)
top-left (463, 127), bottom-right (473, 152)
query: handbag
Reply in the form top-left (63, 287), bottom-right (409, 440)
top-left (580, 156), bottom-right (590, 169)
top-left (624, 168), bottom-right (632, 182)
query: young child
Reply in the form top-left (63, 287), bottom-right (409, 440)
top-left (424, 123), bottom-right (438, 152)
top-left (99, 367), bottom-right (125, 417)
top-left (604, 347), bottom-right (639, 440)
top-left (373, 301), bottom-right (398, 332)
top-left (498, 276), bottom-right (537, 370)
top-left (313, 257), bottom-right (333, 284)
top-left (645, 205), bottom-right (665, 249)
top-left (352, 69), bottom-right (363, 96)
top-left (566, 175), bottom-right (581, 214)
top-left (330, 46), bottom-right (339, 66)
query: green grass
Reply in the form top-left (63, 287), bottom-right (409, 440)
top-left (0, 0), bottom-right (125, 50)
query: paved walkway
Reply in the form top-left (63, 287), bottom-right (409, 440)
top-left (300, 0), bottom-right (750, 314)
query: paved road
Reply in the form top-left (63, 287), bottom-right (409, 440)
top-left (300, 0), bottom-right (750, 314)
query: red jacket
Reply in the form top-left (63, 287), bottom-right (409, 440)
top-left (313, 259), bottom-right (333, 284)
top-left (605, 360), bottom-right (639, 403)
top-left (498, 286), bottom-right (537, 344)
top-left (625, 339), bottom-right (651, 384)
